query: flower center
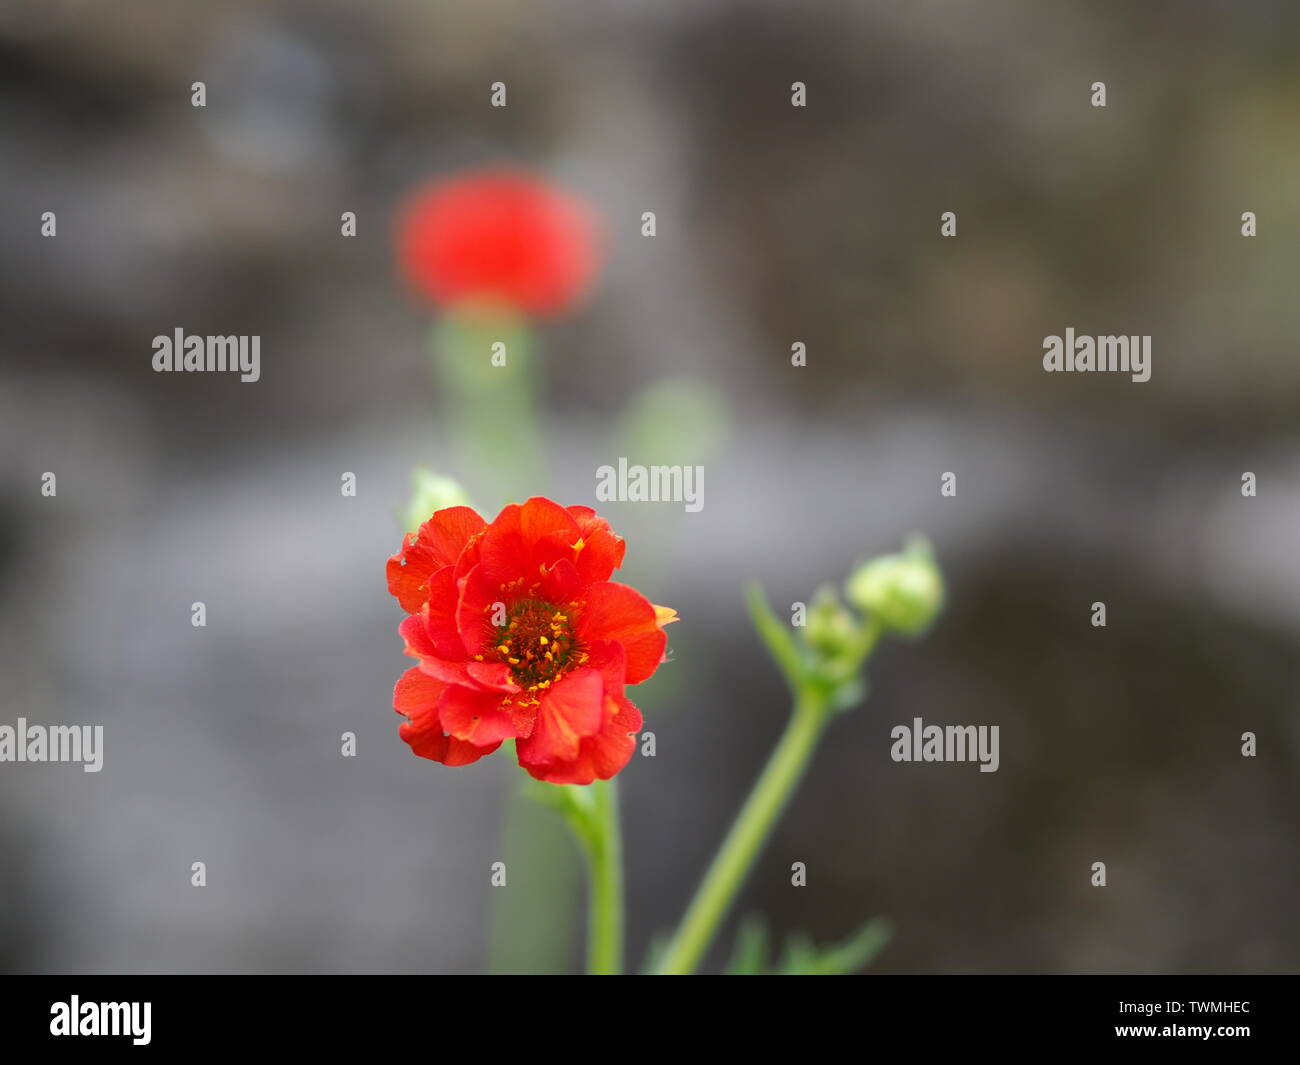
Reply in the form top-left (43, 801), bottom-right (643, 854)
top-left (491, 598), bottom-right (584, 694)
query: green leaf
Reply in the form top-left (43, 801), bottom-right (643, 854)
top-left (524, 779), bottom-right (599, 849)
top-left (774, 917), bottom-right (893, 975)
top-left (723, 917), bottom-right (769, 975)
top-left (399, 467), bottom-right (474, 534)
top-left (776, 932), bottom-right (818, 974)
top-left (720, 916), bottom-right (893, 975)
top-left (639, 932), bottom-right (671, 975)
top-left (826, 675), bottom-right (867, 714)
top-left (744, 583), bottom-right (806, 691)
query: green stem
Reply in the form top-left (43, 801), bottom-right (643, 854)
top-left (655, 686), bottom-right (832, 975)
top-left (584, 777), bottom-right (624, 975)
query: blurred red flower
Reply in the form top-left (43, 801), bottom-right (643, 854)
top-left (395, 170), bottom-right (601, 317)
top-left (387, 498), bottom-right (675, 785)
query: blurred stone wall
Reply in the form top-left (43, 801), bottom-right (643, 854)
top-left (1, 0), bottom-right (1298, 973)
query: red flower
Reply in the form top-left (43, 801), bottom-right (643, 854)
top-left (387, 498), bottom-right (676, 785)
top-left (395, 170), bottom-right (601, 317)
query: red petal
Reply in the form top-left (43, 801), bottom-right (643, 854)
top-left (438, 686), bottom-right (520, 747)
top-left (422, 567), bottom-right (470, 660)
top-left (588, 693), bottom-right (643, 777)
top-left (393, 667), bottom-right (495, 766)
top-left (566, 506), bottom-right (626, 584)
top-left (394, 664), bottom-right (447, 716)
top-left (575, 581), bottom-right (668, 685)
top-left (540, 557), bottom-right (582, 603)
top-left (399, 612), bottom-right (441, 660)
top-left (478, 497), bottom-right (581, 590)
top-left (584, 638), bottom-right (629, 687)
top-left (521, 692), bottom-right (642, 785)
top-left (417, 655), bottom-right (513, 693)
top-left (386, 534), bottom-right (437, 614)
top-left (417, 506), bottom-right (486, 568)
top-left (386, 506), bottom-right (485, 613)
top-left (399, 718), bottom-right (496, 766)
top-left (515, 667), bottom-right (604, 767)
top-left (455, 563), bottom-right (502, 659)
top-left (508, 701), bottom-right (539, 739)
top-left (465, 660), bottom-right (517, 691)
top-left (396, 171), bottom-right (600, 317)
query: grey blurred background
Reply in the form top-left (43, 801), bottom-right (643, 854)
top-left (2, 0), bottom-right (1299, 974)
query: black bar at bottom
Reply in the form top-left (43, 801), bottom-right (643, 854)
top-left (0, 975), bottom-right (1284, 1052)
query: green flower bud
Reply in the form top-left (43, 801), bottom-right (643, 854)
top-left (804, 585), bottom-right (860, 660)
top-left (845, 537), bottom-right (944, 636)
top-left (402, 468), bottom-right (474, 533)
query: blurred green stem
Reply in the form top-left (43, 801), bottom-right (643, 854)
top-left (429, 312), bottom-right (544, 503)
top-left (566, 777), bottom-right (624, 975)
top-left (654, 687), bottom-right (829, 975)
top-left (655, 610), bottom-right (884, 975)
